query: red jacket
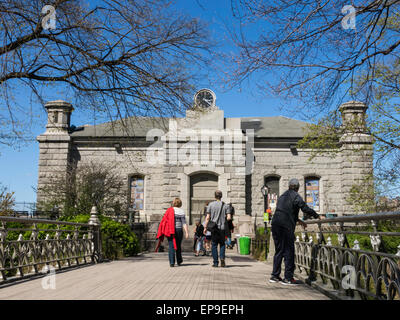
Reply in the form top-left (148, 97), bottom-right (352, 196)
top-left (155, 207), bottom-right (177, 252)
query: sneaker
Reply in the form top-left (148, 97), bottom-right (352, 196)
top-left (170, 264), bottom-right (174, 267)
top-left (212, 264), bottom-right (218, 268)
top-left (269, 276), bottom-right (283, 283)
top-left (281, 278), bottom-right (302, 285)
top-left (220, 260), bottom-right (226, 268)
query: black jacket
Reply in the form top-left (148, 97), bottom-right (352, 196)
top-left (271, 189), bottom-right (319, 231)
top-left (195, 224), bottom-right (204, 237)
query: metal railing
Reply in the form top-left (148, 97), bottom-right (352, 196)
top-left (295, 211), bottom-right (400, 300)
top-left (0, 207), bottom-right (102, 284)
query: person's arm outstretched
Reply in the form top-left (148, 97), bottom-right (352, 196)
top-left (294, 194), bottom-right (320, 221)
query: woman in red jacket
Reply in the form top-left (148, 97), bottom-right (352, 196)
top-left (156, 198), bottom-right (189, 267)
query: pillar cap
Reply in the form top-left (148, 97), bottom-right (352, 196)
top-left (339, 101), bottom-right (367, 113)
top-left (45, 100), bottom-right (73, 111)
top-left (88, 206), bottom-right (101, 226)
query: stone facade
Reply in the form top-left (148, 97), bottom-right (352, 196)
top-left (36, 99), bottom-right (373, 227)
top-left (37, 101), bottom-right (73, 206)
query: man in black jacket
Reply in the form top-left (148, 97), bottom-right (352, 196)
top-left (269, 178), bottom-right (320, 285)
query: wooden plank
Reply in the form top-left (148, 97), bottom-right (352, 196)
top-left (0, 252), bottom-right (329, 300)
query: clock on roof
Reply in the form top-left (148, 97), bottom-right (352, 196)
top-left (194, 89), bottom-right (216, 109)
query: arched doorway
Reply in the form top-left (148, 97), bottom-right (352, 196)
top-left (190, 173), bottom-right (218, 225)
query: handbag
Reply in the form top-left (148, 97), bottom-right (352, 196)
top-left (207, 202), bottom-right (225, 232)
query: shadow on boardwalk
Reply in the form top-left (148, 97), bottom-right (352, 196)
top-left (0, 252), bottom-right (330, 300)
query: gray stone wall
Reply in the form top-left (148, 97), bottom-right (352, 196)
top-left (251, 148), bottom-right (344, 217)
top-left (340, 134), bottom-right (374, 215)
top-left (36, 100), bottom-right (374, 222)
top-left (71, 145), bottom-right (165, 220)
top-left (36, 135), bottom-right (72, 207)
top-left (160, 128), bottom-right (247, 221)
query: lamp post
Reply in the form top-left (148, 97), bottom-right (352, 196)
top-left (261, 184), bottom-right (270, 229)
top-left (261, 185), bottom-right (269, 213)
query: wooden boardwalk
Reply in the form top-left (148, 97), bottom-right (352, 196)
top-left (0, 251), bottom-right (329, 300)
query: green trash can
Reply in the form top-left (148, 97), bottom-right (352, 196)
top-left (239, 236), bottom-right (251, 255)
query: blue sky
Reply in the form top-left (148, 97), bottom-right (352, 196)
top-left (0, 0), bottom-right (300, 204)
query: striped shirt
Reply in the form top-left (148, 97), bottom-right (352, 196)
top-left (173, 207), bottom-right (187, 229)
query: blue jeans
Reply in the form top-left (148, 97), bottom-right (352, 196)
top-left (211, 228), bottom-right (226, 265)
top-left (212, 241), bottom-right (226, 265)
top-left (167, 228), bottom-right (183, 265)
top-left (196, 236), bottom-right (205, 252)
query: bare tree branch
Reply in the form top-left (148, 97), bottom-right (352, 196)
top-left (0, 0), bottom-right (213, 145)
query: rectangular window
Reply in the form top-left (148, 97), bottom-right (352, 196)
top-left (305, 178), bottom-right (320, 212)
top-left (130, 176), bottom-right (144, 210)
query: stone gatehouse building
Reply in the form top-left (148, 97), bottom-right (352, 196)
top-left (36, 93), bottom-right (373, 228)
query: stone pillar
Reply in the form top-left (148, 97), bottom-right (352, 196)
top-left (226, 128), bottom-right (247, 217)
top-left (339, 101), bottom-right (374, 215)
top-left (88, 206), bottom-right (102, 262)
top-left (36, 100), bottom-right (73, 207)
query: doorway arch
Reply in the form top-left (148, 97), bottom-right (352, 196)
top-left (189, 173), bottom-right (218, 224)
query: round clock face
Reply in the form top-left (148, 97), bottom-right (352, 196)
top-left (194, 89), bottom-right (216, 108)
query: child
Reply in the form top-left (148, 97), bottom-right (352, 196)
top-left (225, 219), bottom-right (234, 249)
top-left (203, 219), bottom-right (212, 256)
top-left (194, 219), bottom-right (205, 256)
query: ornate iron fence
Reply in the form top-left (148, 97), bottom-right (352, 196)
top-left (295, 211), bottom-right (400, 300)
top-left (0, 207), bottom-right (102, 284)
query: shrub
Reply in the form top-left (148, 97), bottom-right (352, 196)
top-left (4, 215), bottom-right (140, 260)
top-left (1, 215), bottom-right (140, 279)
top-left (99, 217), bottom-right (140, 257)
top-left (59, 214), bottom-right (141, 259)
